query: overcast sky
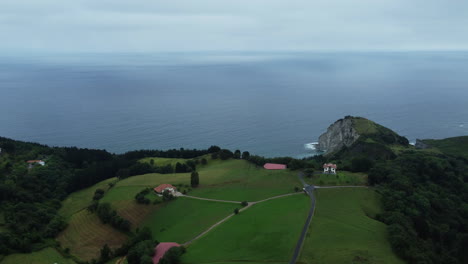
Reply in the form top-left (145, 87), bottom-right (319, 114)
top-left (1, 0), bottom-right (468, 53)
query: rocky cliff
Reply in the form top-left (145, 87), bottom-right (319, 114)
top-left (317, 117), bottom-right (360, 154)
top-left (316, 116), bottom-right (409, 155)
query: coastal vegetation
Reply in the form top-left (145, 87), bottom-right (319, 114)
top-left (0, 119), bottom-right (466, 264)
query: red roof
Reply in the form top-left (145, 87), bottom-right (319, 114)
top-left (153, 242), bottom-right (180, 264)
top-left (154, 184), bottom-right (177, 193)
top-left (263, 163), bottom-right (287, 170)
top-left (323, 163), bottom-right (337, 169)
top-left (27, 160), bottom-right (44, 163)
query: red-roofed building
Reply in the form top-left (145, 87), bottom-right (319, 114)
top-left (323, 163), bottom-right (337, 174)
top-left (154, 184), bottom-right (177, 195)
top-left (152, 242), bottom-right (180, 264)
top-left (263, 163), bottom-right (287, 170)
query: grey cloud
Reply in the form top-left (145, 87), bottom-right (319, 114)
top-left (0, 0), bottom-right (467, 53)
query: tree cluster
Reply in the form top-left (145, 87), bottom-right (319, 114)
top-left (369, 151), bottom-right (468, 264)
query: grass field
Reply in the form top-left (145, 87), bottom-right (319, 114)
top-left (142, 197), bottom-right (239, 243)
top-left (59, 178), bottom-right (118, 218)
top-left (139, 157), bottom-right (189, 166)
top-left (305, 171), bottom-right (367, 186)
top-left (298, 188), bottom-right (404, 264)
top-left (56, 209), bottom-right (128, 261)
top-left (188, 159), bottom-right (302, 201)
top-left (181, 194), bottom-right (310, 264)
top-left (1, 247), bottom-right (76, 264)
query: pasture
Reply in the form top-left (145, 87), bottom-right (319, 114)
top-left (142, 197), bottom-right (239, 243)
top-left (298, 188), bottom-right (404, 264)
top-left (305, 171), bottom-right (367, 186)
top-left (189, 159), bottom-right (302, 201)
top-left (139, 157), bottom-right (189, 166)
top-left (181, 194), bottom-right (310, 264)
top-left (1, 247), bottom-right (76, 264)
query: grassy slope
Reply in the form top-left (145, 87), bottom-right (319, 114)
top-left (59, 178), bottom-right (118, 218)
top-left (182, 194), bottom-right (310, 264)
top-left (1, 247), bottom-right (76, 264)
top-left (56, 210), bottom-right (128, 261)
top-left (305, 171), bottom-right (367, 186)
top-left (142, 197), bottom-right (239, 243)
top-left (299, 188), bottom-right (404, 264)
top-left (139, 157), bottom-right (189, 166)
top-left (422, 136), bottom-right (468, 159)
top-left (189, 159), bottom-right (302, 201)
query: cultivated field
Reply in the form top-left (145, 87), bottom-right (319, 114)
top-left (59, 177), bottom-right (118, 218)
top-left (181, 194), bottom-right (310, 264)
top-left (305, 171), bottom-right (367, 186)
top-left (142, 197), bottom-right (239, 243)
top-left (1, 247), bottom-right (76, 264)
top-left (298, 188), bottom-right (404, 264)
top-left (56, 210), bottom-right (128, 261)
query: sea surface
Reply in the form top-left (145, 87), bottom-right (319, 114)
top-left (0, 51), bottom-right (467, 158)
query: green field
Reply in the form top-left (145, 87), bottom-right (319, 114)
top-left (142, 197), bottom-right (239, 243)
top-left (139, 157), bottom-right (189, 166)
top-left (188, 159), bottom-right (302, 201)
top-left (298, 188), bottom-right (404, 264)
top-left (57, 210), bottom-right (128, 261)
top-left (182, 194), bottom-right (310, 264)
top-left (1, 247), bottom-right (76, 264)
top-left (59, 178), bottom-right (118, 218)
top-left (305, 171), bottom-right (367, 186)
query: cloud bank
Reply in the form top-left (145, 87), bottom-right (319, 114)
top-left (1, 0), bottom-right (467, 53)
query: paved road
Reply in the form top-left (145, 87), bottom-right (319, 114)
top-left (289, 172), bottom-right (316, 264)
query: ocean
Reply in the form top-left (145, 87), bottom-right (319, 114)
top-left (0, 51), bottom-right (467, 158)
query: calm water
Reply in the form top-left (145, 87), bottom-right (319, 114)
top-left (0, 52), bottom-right (467, 157)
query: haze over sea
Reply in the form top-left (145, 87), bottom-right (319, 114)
top-left (1, 51), bottom-right (467, 158)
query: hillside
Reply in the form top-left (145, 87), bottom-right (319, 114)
top-left (416, 136), bottom-right (468, 159)
top-left (317, 116), bottom-right (409, 158)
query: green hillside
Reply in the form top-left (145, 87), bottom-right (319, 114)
top-left (420, 136), bottom-right (468, 159)
top-left (182, 194), bottom-right (310, 264)
top-left (1, 247), bottom-right (76, 264)
top-left (299, 188), bottom-right (403, 264)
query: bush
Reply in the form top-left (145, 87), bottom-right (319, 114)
top-left (234, 208), bottom-right (239, 214)
top-left (241, 201), bottom-right (248, 207)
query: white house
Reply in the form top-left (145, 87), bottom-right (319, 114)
top-left (323, 163), bottom-right (337, 174)
top-left (27, 160), bottom-right (46, 169)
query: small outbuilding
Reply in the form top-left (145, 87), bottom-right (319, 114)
top-left (154, 184), bottom-right (177, 195)
top-left (263, 163), bottom-right (287, 170)
top-left (323, 163), bottom-right (337, 174)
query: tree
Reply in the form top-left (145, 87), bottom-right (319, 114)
top-left (201, 158), bottom-right (207, 165)
top-left (241, 201), bottom-right (248, 207)
top-left (234, 208), bottom-right (239, 214)
top-left (99, 244), bottom-right (112, 264)
top-left (191, 171), bottom-right (199, 187)
top-left (93, 188), bottom-right (105, 200)
top-left (234, 150), bottom-right (241, 159)
top-left (241, 151), bottom-right (250, 159)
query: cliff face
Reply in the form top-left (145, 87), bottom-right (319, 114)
top-left (317, 118), bottom-right (360, 154)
